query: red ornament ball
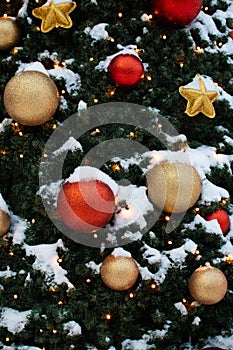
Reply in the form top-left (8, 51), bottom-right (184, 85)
top-left (151, 0), bottom-right (203, 27)
top-left (57, 180), bottom-right (115, 233)
top-left (108, 54), bottom-right (144, 89)
top-left (230, 31), bottom-right (233, 40)
top-left (206, 209), bottom-right (230, 235)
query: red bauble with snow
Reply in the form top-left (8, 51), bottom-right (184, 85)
top-left (206, 208), bottom-right (230, 235)
top-left (108, 54), bottom-right (144, 89)
top-left (150, 0), bottom-right (203, 27)
top-left (57, 180), bottom-right (115, 233)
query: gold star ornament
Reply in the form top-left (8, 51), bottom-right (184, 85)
top-left (179, 74), bottom-right (219, 118)
top-left (32, 1), bottom-right (76, 33)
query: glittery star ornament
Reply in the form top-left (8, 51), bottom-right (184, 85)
top-left (179, 74), bottom-right (219, 118)
top-left (32, 0), bottom-right (76, 33)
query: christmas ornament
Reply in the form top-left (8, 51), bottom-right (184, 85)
top-left (150, 0), bottom-right (203, 27)
top-left (0, 16), bottom-right (21, 52)
top-left (3, 71), bottom-right (59, 126)
top-left (57, 180), bottom-right (115, 233)
top-left (0, 209), bottom-right (10, 237)
top-left (189, 266), bottom-right (228, 305)
top-left (179, 74), bottom-right (219, 118)
top-left (100, 254), bottom-right (139, 291)
top-left (146, 161), bottom-right (201, 213)
top-left (32, 0), bottom-right (77, 33)
top-left (108, 54), bottom-right (144, 89)
top-left (206, 208), bottom-right (230, 235)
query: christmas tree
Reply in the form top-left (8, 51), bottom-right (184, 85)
top-left (0, 0), bottom-right (233, 349)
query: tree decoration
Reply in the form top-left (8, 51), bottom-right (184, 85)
top-left (150, 0), bottom-right (203, 27)
top-left (146, 161), bottom-right (202, 213)
top-left (3, 70), bottom-right (59, 126)
top-left (179, 74), bottom-right (219, 118)
top-left (57, 180), bottom-right (115, 233)
top-left (189, 266), bottom-right (228, 305)
top-left (0, 209), bottom-right (10, 237)
top-left (108, 53), bottom-right (144, 89)
top-left (32, 0), bottom-right (77, 33)
top-left (100, 252), bottom-right (139, 291)
top-left (0, 16), bottom-right (21, 52)
top-left (206, 208), bottom-right (231, 235)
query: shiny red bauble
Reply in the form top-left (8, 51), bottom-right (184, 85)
top-left (206, 209), bottom-right (231, 235)
top-left (230, 31), bottom-right (233, 39)
top-left (108, 54), bottom-right (144, 89)
top-left (151, 0), bottom-right (203, 27)
top-left (57, 180), bottom-right (115, 233)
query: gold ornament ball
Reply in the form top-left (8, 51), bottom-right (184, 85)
top-left (0, 17), bottom-right (21, 52)
top-left (3, 71), bottom-right (59, 126)
top-left (146, 161), bottom-right (202, 213)
top-left (0, 209), bottom-right (11, 237)
top-left (100, 255), bottom-right (139, 291)
top-left (189, 266), bottom-right (228, 305)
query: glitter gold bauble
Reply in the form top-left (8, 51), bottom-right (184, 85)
top-left (0, 209), bottom-right (10, 237)
top-left (3, 71), bottom-right (59, 126)
top-left (146, 161), bottom-right (202, 213)
top-left (189, 266), bottom-right (228, 305)
top-left (100, 255), bottom-right (139, 291)
top-left (0, 17), bottom-right (21, 52)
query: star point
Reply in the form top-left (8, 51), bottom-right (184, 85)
top-left (179, 75), bottom-right (219, 118)
top-left (32, 1), bottom-right (77, 33)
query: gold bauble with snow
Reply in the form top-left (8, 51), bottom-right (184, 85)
top-left (146, 161), bottom-right (202, 213)
top-left (100, 255), bottom-right (139, 291)
top-left (189, 266), bottom-right (228, 305)
top-left (3, 71), bottom-right (59, 126)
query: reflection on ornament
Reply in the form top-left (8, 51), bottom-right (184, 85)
top-left (3, 71), bottom-right (59, 126)
top-left (146, 161), bottom-right (202, 213)
top-left (179, 74), bottom-right (219, 118)
top-left (0, 16), bottom-right (21, 52)
top-left (189, 266), bottom-right (228, 305)
top-left (32, 1), bottom-right (77, 33)
top-left (100, 254), bottom-right (139, 291)
top-left (108, 54), bottom-right (144, 89)
top-left (0, 209), bottom-right (10, 237)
